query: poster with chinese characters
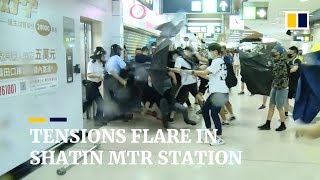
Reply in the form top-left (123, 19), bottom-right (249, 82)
top-left (0, 0), bottom-right (59, 99)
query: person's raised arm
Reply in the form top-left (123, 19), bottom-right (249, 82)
top-left (195, 53), bottom-right (209, 63)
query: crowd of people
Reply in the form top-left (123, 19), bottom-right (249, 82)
top-left (82, 41), bottom-right (316, 146)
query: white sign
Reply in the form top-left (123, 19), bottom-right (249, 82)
top-left (214, 26), bottom-right (222, 33)
top-left (229, 15), bottom-right (244, 30)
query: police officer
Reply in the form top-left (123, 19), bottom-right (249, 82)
top-left (104, 44), bottom-right (132, 120)
top-left (83, 47), bottom-right (106, 126)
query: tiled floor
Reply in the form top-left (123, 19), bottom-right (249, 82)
top-left (23, 87), bottom-right (320, 180)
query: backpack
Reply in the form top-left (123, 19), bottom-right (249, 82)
top-left (224, 57), bottom-right (238, 88)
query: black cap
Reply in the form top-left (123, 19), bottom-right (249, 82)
top-left (90, 46), bottom-right (106, 59)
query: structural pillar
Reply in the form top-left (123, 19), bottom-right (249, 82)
top-left (111, 0), bottom-right (124, 47)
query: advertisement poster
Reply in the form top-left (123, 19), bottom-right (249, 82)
top-left (0, 0), bottom-right (83, 176)
top-left (0, 0), bottom-right (59, 99)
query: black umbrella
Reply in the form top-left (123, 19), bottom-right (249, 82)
top-left (147, 39), bottom-right (172, 95)
top-left (240, 43), bottom-right (276, 96)
top-left (156, 21), bottom-right (185, 38)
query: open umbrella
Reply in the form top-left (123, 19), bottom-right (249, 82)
top-left (293, 50), bottom-right (320, 123)
top-left (147, 39), bottom-right (172, 95)
top-left (239, 43), bottom-right (276, 96)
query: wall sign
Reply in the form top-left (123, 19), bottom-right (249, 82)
top-left (137, 0), bottom-right (153, 10)
top-left (130, 4), bottom-right (147, 19)
top-left (214, 26), bottom-right (222, 33)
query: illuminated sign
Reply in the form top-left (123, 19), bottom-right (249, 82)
top-left (242, 2), bottom-right (268, 20)
top-left (187, 26), bottom-right (207, 33)
top-left (191, 1), bottom-right (202, 12)
top-left (137, 0), bottom-right (153, 10)
top-left (217, 0), bottom-right (231, 13)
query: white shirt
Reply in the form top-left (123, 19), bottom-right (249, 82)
top-left (174, 56), bottom-right (197, 85)
top-left (233, 53), bottom-right (240, 65)
top-left (105, 55), bottom-right (127, 75)
top-left (87, 60), bottom-right (104, 83)
top-left (207, 57), bottom-right (229, 93)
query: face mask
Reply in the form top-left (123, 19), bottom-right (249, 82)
top-left (272, 53), bottom-right (277, 58)
top-left (207, 51), bottom-right (213, 59)
top-left (287, 54), bottom-right (293, 59)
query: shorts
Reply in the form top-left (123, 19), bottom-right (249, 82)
top-left (176, 83), bottom-right (198, 104)
top-left (269, 88), bottom-right (288, 108)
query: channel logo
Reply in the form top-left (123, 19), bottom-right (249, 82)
top-left (28, 117), bottom-right (67, 123)
top-left (286, 11), bottom-right (309, 30)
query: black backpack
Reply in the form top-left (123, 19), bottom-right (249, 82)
top-left (224, 58), bottom-right (238, 88)
top-left (182, 56), bottom-right (197, 70)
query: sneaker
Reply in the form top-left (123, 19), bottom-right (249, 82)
top-left (258, 123), bottom-right (271, 130)
top-left (184, 119), bottom-right (197, 126)
top-left (222, 122), bottom-right (230, 126)
top-left (238, 92), bottom-right (245, 95)
top-left (196, 110), bottom-right (202, 115)
top-left (258, 105), bottom-right (266, 110)
top-left (168, 118), bottom-right (174, 124)
top-left (210, 137), bottom-right (225, 146)
top-left (229, 116), bottom-right (236, 121)
top-left (275, 124), bottom-right (286, 131)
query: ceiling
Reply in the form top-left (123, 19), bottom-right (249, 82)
top-left (244, 0), bottom-right (320, 42)
top-left (183, 0), bottom-right (320, 45)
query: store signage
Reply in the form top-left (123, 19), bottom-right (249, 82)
top-left (217, 0), bottom-right (231, 13)
top-left (137, 0), bottom-right (153, 10)
top-left (130, 4), bottom-right (147, 19)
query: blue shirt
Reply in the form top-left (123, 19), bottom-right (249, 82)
top-left (105, 55), bottom-right (127, 75)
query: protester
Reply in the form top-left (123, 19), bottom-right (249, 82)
top-left (258, 45), bottom-right (288, 131)
top-left (285, 46), bottom-right (302, 118)
top-left (187, 43), bottom-right (229, 145)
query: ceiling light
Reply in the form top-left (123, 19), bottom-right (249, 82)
top-left (300, 0), bottom-right (309, 2)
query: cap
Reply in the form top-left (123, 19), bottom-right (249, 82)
top-left (273, 45), bottom-right (285, 54)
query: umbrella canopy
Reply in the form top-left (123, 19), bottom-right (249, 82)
top-left (239, 43), bottom-right (276, 96)
top-left (293, 51), bottom-right (320, 123)
top-left (156, 21), bottom-right (184, 38)
top-left (147, 39), bottom-right (172, 95)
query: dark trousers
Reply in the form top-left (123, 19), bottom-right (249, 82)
top-left (83, 81), bottom-right (104, 119)
top-left (202, 94), bottom-right (222, 135)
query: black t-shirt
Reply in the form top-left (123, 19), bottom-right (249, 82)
top-left (288, 58), bottom-right (302, 87)
top-left (135, 54), bottom-right (152, 63)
